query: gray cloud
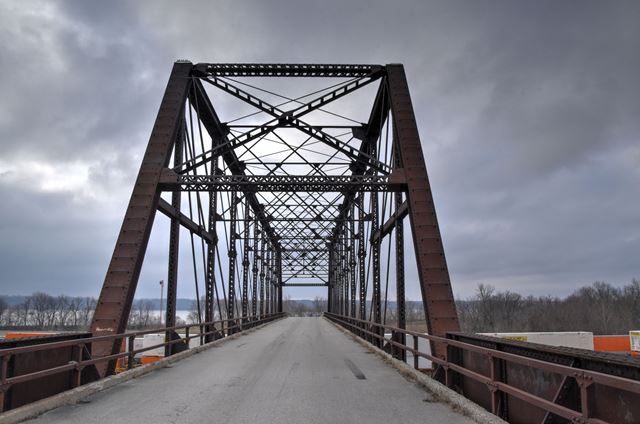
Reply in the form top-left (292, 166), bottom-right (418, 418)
top-left (0, 0), bottom-right (638, 300)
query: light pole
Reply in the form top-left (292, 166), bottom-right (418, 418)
top-left (159, 280), bottom-right (164, 326)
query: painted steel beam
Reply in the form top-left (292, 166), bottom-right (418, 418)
top-left (195, 63), bottom-right (383, 77)
top-left (386, 64), bottom-right (460, 357)
top-left (157, 198), bottom-right (217, 244)
top-left (90, 61), bottom-right (193, 377)
top-left (159, 173), bottom-right (405, 192)
top-left (371, 200), bottom-right (408, 243)
top-left (164, 125), bottom-right (183, 356)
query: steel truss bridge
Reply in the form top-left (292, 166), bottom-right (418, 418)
top-left (1, 63), bottom-right (639, 424)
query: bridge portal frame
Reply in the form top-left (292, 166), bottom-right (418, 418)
top-left (90, 62), bottom-right (459, 376)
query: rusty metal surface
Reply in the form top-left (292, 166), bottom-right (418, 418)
top-left (449, 333), bottom-right (640, 423)
top-left (0, 333), bottom-right (99, 411)
top-left (197, 63), bottom-right (382, 77)
top-left (90, 62), bottom-right (193, 377)
top-left (386, 64), bottom-right (460, 356)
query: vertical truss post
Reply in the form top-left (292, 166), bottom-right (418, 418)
top-left (350, 206), bottom-right (357, 318)
top-left (260, 233), bottom-right (266, 316)
top-left (342, 228), bottom-right (349, 316)
top-left (204, 162), bottom-right (219, 343)
top-left (328, 250), bottom-right (334, 313)
top-left (340, 228), bottom-right (347, 315)
top-left (386, 64), bottom-right (460, 358)
top-left (334, 247), bottom-right (339, 314)
top-left (241, 196), bottom-right (250, 321)
top-left (276, 250), bottom-right (283, 313)
top-left (371, 197), bottom-right (381, 325)
top-left (368, 124), bottom-right (382, 346)
top-left (228, 191), bottom-right (238, 330)
top-left (270, 250), bottom-right (276, 313)
top-left (393, 133), bottom-right (406, 360)
top-left (394, 195), bottom-right (406, 360)
top-left (265, 247), bottom-right (271, 314)
top-left (358, 194), bottom-right (366, 321)
top-left (165, 123), bottom-right (183, 356)
top-left (337, 232), bottom-right (343, 315)
top-left (252, 217), bottom-right (259, 318)
top-left (90, 62), bottom-right (192, 376)
top-left (371, 191), bottom-right (382, 346)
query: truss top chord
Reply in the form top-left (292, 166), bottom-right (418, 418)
top-left (194, 63), bottom-right (384, 77)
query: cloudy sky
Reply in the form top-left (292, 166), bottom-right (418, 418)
top-left (0, 1), bottom-right (638, 301)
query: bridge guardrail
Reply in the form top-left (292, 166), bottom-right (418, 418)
top-left (0, 312), bottom-right (285, 411)
top-left (324, 312), bottom-right (640, 424)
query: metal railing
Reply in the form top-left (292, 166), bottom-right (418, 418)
top-left (324, 312), bottom-right (640, 424)
top-left (0, 313), bottom-right (285, 410)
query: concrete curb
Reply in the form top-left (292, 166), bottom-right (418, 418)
top-left (324, 317), bottom-right (507, 424)
top-left (0, 318), bottom-right (285, 424)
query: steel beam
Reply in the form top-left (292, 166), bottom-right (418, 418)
top-left (392, 127), bottom-right (407, 359)
top-left (371, 200), bottom-right (408, 243)
top-left (276, 250), bottom-right (283, 313)
top-left (204, 170), bottom-right (218, 342)
top-left (159, 173), bottom-right (403, 192)
top-left (241, 197), bottom-right (250, 320)
top-left (259, 233), bottom-right (266, 317)
top-left (228, 192), bottom-right (238, 326)
top-left (358, 194), bottom-right (366, 320)
top-left (196, 63), bottom-right (382, 77)
top-left (252, 216), bottom-right (259, 318)
top-left (350, 207), bottom-right (357, 318)
top-left (386, 64), bottom-right (460, 357)
top-left (157, 198), bottom-right (216, 244)
top-left (90, 62), bottom-right (192, 377)
top-left (370, 163), bottom-right (382, 346)
top-left (164, 124), bottom-right (183, 356)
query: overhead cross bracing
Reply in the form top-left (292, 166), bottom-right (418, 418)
top-left (89, 62), bottom-right (459, 376)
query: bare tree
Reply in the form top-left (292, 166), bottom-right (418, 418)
top-left (30, 292), bottom-right (55, 327)
top-left (66, 296), bottom-right (82, 327)
top-left (458, 280), bottom-right (640, 335)
top-left (312, 296), bottom-right (327, 313)
top-left (0, 296), bottom-right (7, 325)
top-left (79, 297), bottom-right (97, 327)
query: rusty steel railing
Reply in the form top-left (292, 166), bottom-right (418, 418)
top-left (324, 312), bottom-right (640, 424)
top-left (0, 312), bottom-right (285, 411)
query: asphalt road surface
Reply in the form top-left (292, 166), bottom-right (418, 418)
top-left (27, 317), bottom-right (472, 424)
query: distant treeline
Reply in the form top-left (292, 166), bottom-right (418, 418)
top-left (457, 280), bottom-right (640, 335)
top-left (0, 294), bottom-right (97, 329)
top-left (2, 279), bottom-right (638, 334)
top-left (0, 294), bottom-right (194, 330)
top-left (0, 295), bottom-right (195, 310)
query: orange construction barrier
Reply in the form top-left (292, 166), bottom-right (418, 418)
top-left (4, 332), bottom-right (54, 339)
top-left (593, 335), bottom-right (634, 354)
top-left (141, 355), bottom-right (161, 365)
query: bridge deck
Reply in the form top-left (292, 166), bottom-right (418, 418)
top-left (27, 317), bottom-right (472, 424)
